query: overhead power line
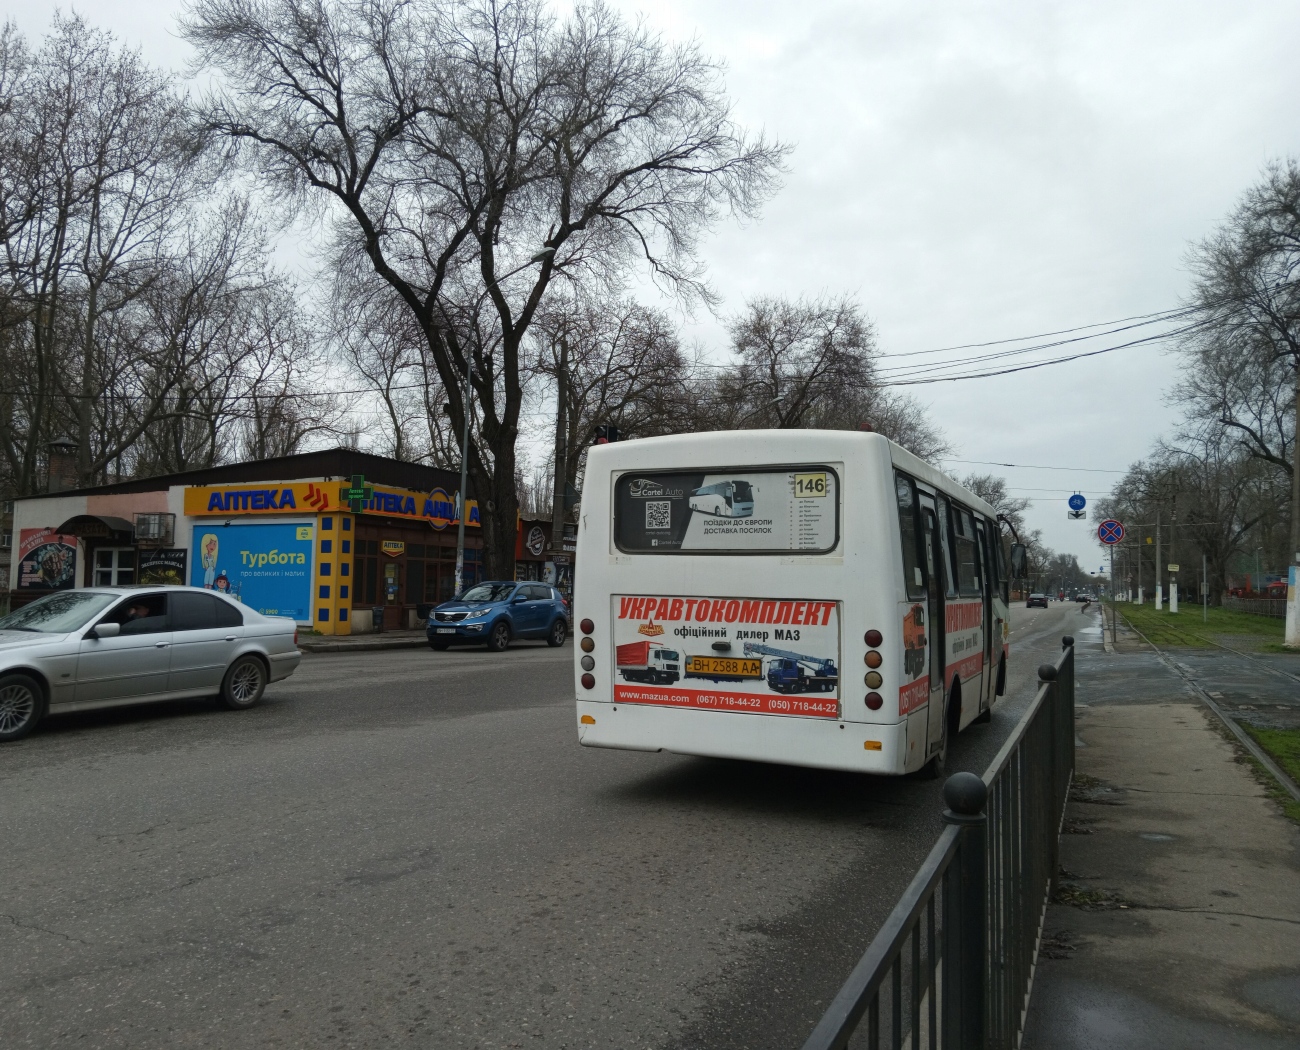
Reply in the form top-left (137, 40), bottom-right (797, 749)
top-left (945, 458), bottom-right (1129, 474)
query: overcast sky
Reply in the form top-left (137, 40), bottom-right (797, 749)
top-left (7, 0), bottom-right (1300, 569)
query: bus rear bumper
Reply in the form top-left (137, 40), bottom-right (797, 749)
top-left (575, 700), bottom-right (908, 775)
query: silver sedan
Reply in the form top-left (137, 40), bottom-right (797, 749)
top-left (0, 586), bottom-right (302, 742)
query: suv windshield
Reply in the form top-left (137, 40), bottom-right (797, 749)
top-left (460, 583), bottom-right (516, 603)
top-left (0, 591), bottom-right (119, 633)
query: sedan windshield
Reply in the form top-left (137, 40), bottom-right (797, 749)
top-left (0, 591), bottom-right (119, 633)
top-left (459, 583), bottom-right (516, 603)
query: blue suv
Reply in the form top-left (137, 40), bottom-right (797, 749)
top-left (427, 581), bottom-right (570, 652)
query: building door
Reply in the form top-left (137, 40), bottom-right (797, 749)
top-left (383, 560), bottom-right (401, 628)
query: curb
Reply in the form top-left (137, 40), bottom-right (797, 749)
top-left (299, 637), bottom-right (429, 653)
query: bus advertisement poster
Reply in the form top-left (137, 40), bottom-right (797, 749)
top-left (613, 467), bottom-right (839, 554)
top-left (612, 594), bottom-right (841, 718)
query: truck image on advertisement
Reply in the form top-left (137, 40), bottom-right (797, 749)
top-left (688, 480), bottom-right (754, 518)
top-left (742, 642), bottom-right (839, 693)
top-left (615, 640), bottom-right (681, 685)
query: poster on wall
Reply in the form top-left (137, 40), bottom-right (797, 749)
top-left (190, 523), bottom-right (313, 621)
top-left (611, 593), bottom-right (841, 719)
top-left (138, 548), bottom-right (188, 586)
top-left (613, 467), bottom-right (839, 554)
top-left (18, 528), bottom-right (77, 590)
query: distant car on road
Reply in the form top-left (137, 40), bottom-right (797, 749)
top-left (427, 581), bottom-right (569, 652)
top-left (0, 586), bottom-right (301, 743)
top-left (1026, 593), bottom-right (1049, 609)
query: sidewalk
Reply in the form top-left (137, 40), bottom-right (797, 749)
top-left (297, 628), bottom-right (429, 653)
top-left (1021, 667), bottom-right (1300, 1047)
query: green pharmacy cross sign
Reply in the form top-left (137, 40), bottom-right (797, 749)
top-left (343, 474), bottom-right (374, 513)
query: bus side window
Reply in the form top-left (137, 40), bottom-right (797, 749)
top-left (953, 507), bottom-right (981, 596)
top-left (936, 496), bottom-right (958, 598)
top-left (974, 518), bottom-right (991, 595)
top-left (895, 472), bottom-right (925, 599)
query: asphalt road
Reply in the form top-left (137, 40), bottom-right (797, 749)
top-left (1, 603), bottom-right (1095, 1049)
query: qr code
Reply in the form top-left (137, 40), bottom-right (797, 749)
top-left (645, 500), bottom-right (671, 530)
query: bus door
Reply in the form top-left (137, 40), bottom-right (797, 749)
top-left (974, 517), bottom-right (995, 710)
top-left (918, 495), bottom-right (946, 750)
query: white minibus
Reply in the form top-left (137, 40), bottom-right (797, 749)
top-left (572, 430), bottom-right (1013, 776)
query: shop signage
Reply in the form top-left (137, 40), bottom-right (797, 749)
top-left (191, 523), bottom-right (312, 621)
top-left (185, 480), bottom-right (480, 529)
top-left (382, 540), bottom-right (405, 557)
top-left (526, 526), bottom-right (547, 557)
top-left (18, 528), bottom-right (77, 590)
top-left (185, 482), bottom-right (338, 516)
top-left (139, 548), bottom-right (188, 586)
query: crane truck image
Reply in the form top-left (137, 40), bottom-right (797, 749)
top-left (615, 640), bottom-right (682, 685)
top-left (743, 642), bottom-right (839, 694)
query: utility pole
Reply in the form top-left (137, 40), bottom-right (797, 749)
top-left (549, 334), bottom-right (569, 583)
top-left (1170, 491), bottom-right (1179, 613)
top-left (1155, 508), bottom-right (1163, 611)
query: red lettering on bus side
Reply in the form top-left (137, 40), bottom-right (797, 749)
top-left (668, 598), bottom-right (683, 620)
top-left (791, 602), bottom-right (805, 625)
top-left (776, 601), bottom-right (793, 624)
top-left (820, 601), bottom-right (836, 625)
top-left (683, 598), bottom-right (698, 620)
top-left (739, 600), bottom-right (760, 622)
top-left (655, 598), bottom-right (672, 620)
top-left (709, 601), bottom-right (727, 622)
top-left (724, 600), bottom-right (740, 622)
top-left (696, 600), bottom-right (711, 622)
top-left (619, 597), bottom-right (635, 618)
top-left (759, 601), bottom-right (778, 623)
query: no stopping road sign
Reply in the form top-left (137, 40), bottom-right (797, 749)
top-left (1098, 519), bottom-right (1124, 545)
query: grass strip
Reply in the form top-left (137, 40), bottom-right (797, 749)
top-left (1240, 724), bottom-right (1300, 825)
top-left (1119, 602), bottom-right (1284, 648)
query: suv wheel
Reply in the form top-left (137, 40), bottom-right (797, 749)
top-left (547, 619), bottom-right (568, 648)
top-left (0, 673), bottom-right (45, 742)
top-left (487, 620), bottom-right (512, 653)
top-left (220, 655), bottom-right (267, 710)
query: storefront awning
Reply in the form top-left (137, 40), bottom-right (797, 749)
top-left (54, 514), bottom-right (135, 539)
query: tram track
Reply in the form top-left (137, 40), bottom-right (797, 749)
top-left (1109, 606), bottom-right (1300, 803)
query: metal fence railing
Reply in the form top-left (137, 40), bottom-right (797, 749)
top-left (802, 636), bottom-right (1076, 1050)
top-left (1221, 596), bottom-right (1287, 619)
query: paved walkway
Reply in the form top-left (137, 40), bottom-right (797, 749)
top-left (1021, 650), bottom-right (1300, 1048)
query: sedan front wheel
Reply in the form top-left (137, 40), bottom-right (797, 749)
top-left (220, 655), bottom-right (267, 710)
top-left (0, 673), bottom-right (45, 742)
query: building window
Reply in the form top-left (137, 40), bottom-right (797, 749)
top-left (94, 548), bottom-right (136, 587)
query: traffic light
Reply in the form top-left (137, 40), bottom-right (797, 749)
top-left (593, 424), bottom-right (621, 444)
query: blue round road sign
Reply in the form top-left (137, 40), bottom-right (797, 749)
top-left (1098, 519), bottom-right (1124, 545)
top-left (1068, 493), bottom-right (1086, 511)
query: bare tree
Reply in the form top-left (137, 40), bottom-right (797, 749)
top-left (1185, 159), bottom-right (1300, 557)
top-left (182, 0), bottom-right (787, 577)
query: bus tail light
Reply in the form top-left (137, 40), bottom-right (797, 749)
top-left (864, 740), bottom-right (882, 751)
top-left (581, 714), bottom-right (596, 724)
top-left (580, 618), bottom-right (594, 635)
top-left (581, 673), bottom-right (596, 689)
top-left (864, 671), bottom-right (882, 688)
top-left (865, 692), bottom-right (883, 710)
top-left (580, 637), bottom-right (594, 652)
top-left (865, 651), bottom-right (882, 668)
top-left (864, 629), bottom-right (882, 647)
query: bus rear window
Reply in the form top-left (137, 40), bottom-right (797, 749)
top-left (613, 466), bottom-right (839, 554)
